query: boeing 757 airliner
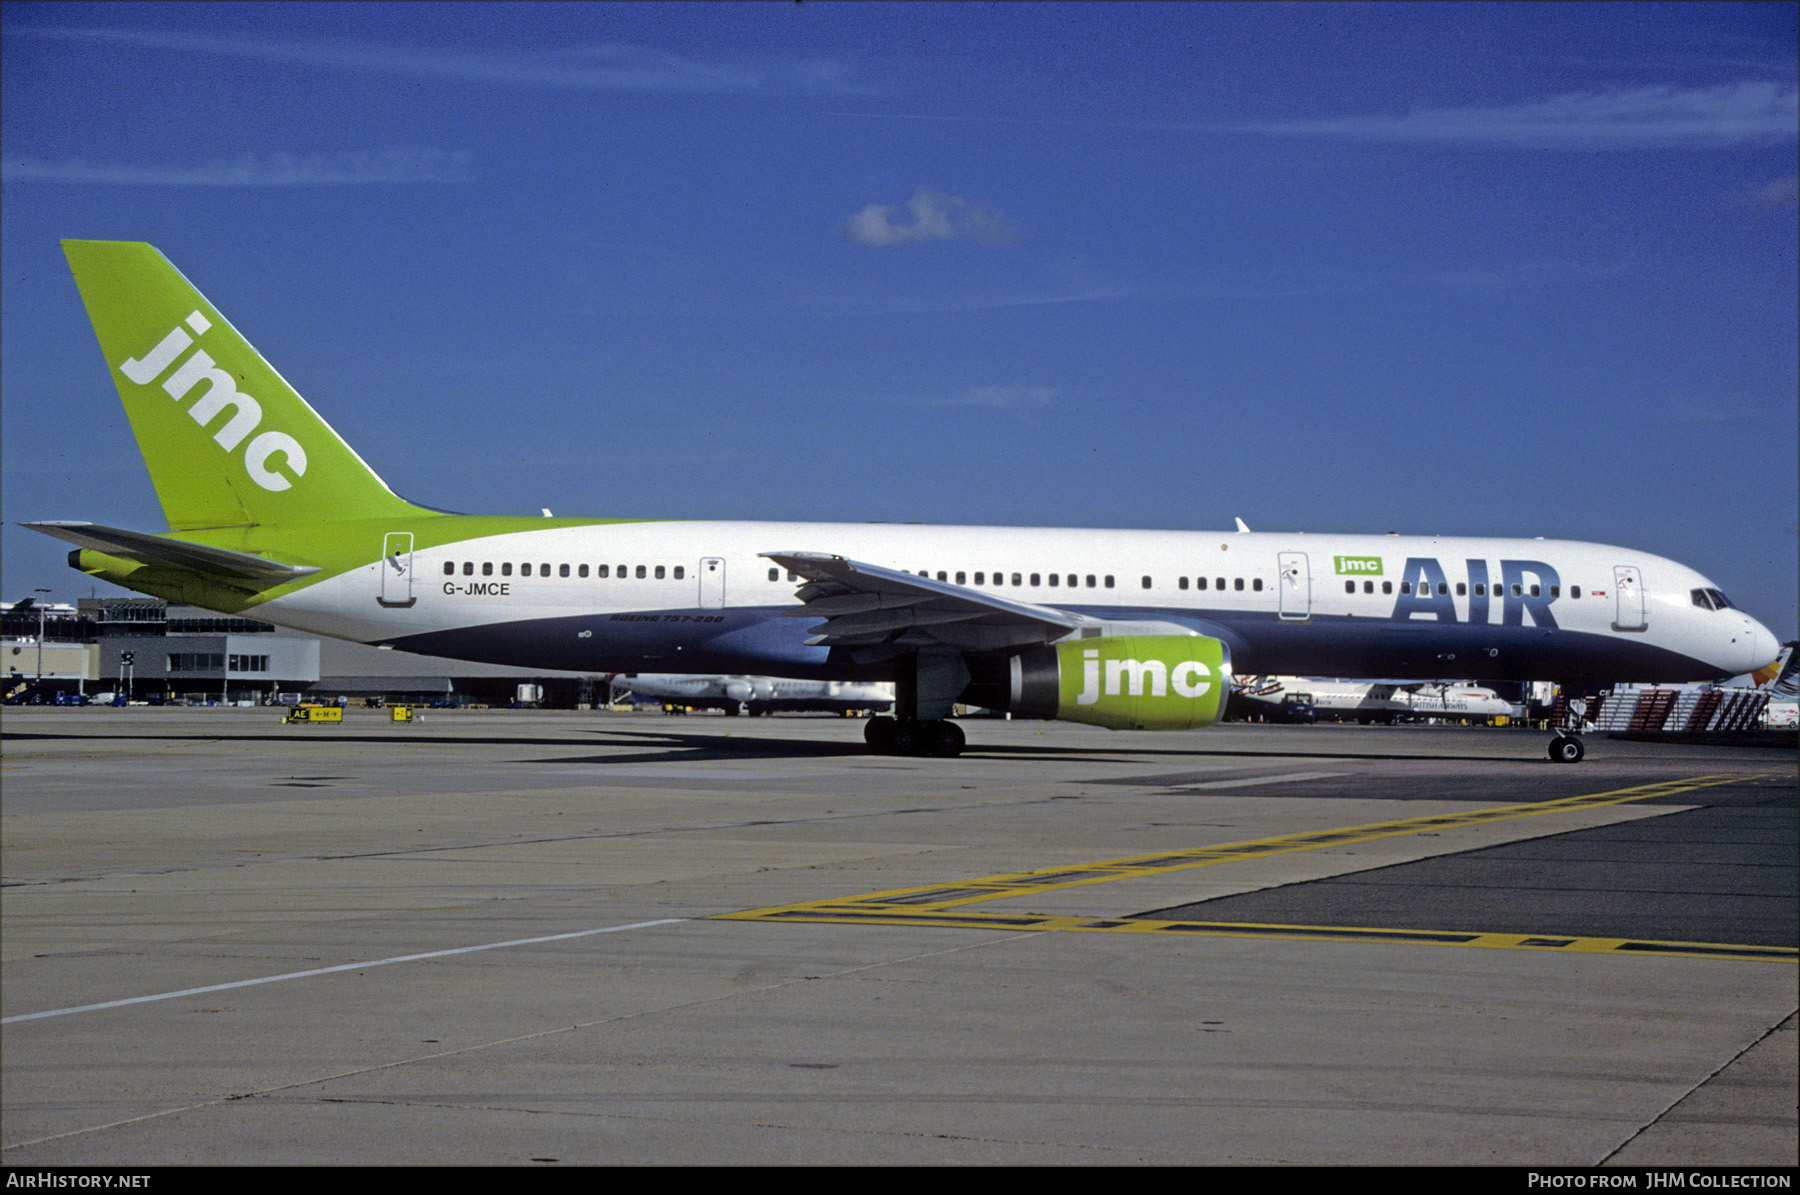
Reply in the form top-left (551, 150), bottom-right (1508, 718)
top-left (26, 241), bottom-right (1780, 759)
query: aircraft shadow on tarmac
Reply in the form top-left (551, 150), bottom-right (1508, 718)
top-left (5, 724), bottom-right (1611, 767)
top-left (519, 725), bottom-right (1572, 767)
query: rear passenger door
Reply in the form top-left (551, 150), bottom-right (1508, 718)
top-left (699, 558), bottom-right (726, 609)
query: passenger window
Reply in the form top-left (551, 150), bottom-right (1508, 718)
top-left (1087, 575), bottom-right (1097, 588)
top-left (579, 564), bottom-right (589, 578)
top-left (443, 562), bottom-right (455, 576)
top-left (937, 571), bottom-right (947, 582)
top-left (1571, 585), bottom-right (1581, 599)
top-left (674, 566), bottom-right (684, 580)
top-left (636, 565), bottom-right (647, 579)
top-left (561, 564), bottom-right (571, 578)
top-left (1141, 576), bottom-right (1152, 589)
top-left (1049, 574), bottom-right (1059, 587)
top-left (482, 562), bottom-right (493, 576)
top-left (1104, 576), bottom-right (1115, 588)
top-left (1549, 585), bottom-right (1558, 598)
top-left (598, 565), bottom-right (610, 579)
top-left (502, 563), bottom-right (513, 576)
top-left (522, 563), bottom-right (532, 576)
top-left (1344, 581), bottom-right (1354, 594)
top-left (1455, 583), bottom-right (1465, 596)
top-left (1400, 582), bottom-right (1412, 595)
top-left (1363, 581), bottom-right (1373, 594)
top-left (956, 572), bottom-right (966, 585)
top-left (654, 565), bottom-right (664, 579)
top-left (1009, 573), bottom-right (1020, 586)
top-left (769, 567), bottom-right (779, 582)
top-left (1511, 584), bottom-right (1522, 597)
top-left (1234, 578), bottom-right (1244, 591)
top-left (463, 562), bottom-right (473, 576)
top-left (1253, 578), bottom-right (1263, 592)
top-left (1382, 582), bottom-right (1392, 595)
top-left (1030, 573), bottom-right (1041, 586)
top-left (1529, 585), bottom-right (1540, 598)
top-left (1437, 583), bottom-right (1447, 596)
top-left (974, 572), bottom-right (985, 585)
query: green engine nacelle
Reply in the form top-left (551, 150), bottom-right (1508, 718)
top-left (1007, 634), bottom-right (1232, 731)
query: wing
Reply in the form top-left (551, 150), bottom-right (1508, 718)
top-left (762, 551), bottom-right (1101, 664)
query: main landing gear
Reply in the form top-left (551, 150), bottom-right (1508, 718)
top-left (863, 648), bottom-right (972, 757)
top-left (865, 715), bottom-right (965, 757)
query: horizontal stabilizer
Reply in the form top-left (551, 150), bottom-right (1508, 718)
top-left (22, 521), bottom-right (319, 584)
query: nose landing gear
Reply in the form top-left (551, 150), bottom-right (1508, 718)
top-left (1546, 687), bottom-right (1590, 763)
top-left (1548, 734), bottom-right (1586, 763)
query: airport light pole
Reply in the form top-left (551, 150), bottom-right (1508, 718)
top-left (34, 588), bottom-right (50, 685)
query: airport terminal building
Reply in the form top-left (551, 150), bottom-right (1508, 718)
top-left (3, 598), bottom-right (601, 707)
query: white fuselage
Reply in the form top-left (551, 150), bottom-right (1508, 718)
top-left (246, 521), bottom-right (1778, 689)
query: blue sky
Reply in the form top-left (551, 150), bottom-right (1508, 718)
top-left (4, 1), bottom-right (1796, 638)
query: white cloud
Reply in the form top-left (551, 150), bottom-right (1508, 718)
top-left (1208, 82), bottom-right (1798, 150)
top-left (1, 148), bottom-right (472, 186)
top-left (1731, 174), bottom-right (1799, 209)
top-left (9, 26), bottom-right (877, 97)
top-left (843, 188), bottom-right (1017, 247)
top-left (1662, 397), bottom-right (1732, 424)
top-left (921, 385), bottom-right (1056, 411)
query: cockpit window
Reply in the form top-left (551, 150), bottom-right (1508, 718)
top-left (1692, 588), bottom-right (1714, 610)
top-left (1691, 588), bottom-right (1736, 612)
top-left (1707, 588), bottom-right (1734, 610)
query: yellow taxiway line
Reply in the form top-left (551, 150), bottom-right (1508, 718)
top-left (716, 773), bottom-right (1794, 964)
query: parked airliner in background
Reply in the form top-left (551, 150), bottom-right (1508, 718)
top-left (24, 242), bottom-right (1780, 760)
top-left (612, 673), bottom-right (894, 717)
top-left (1232, 677), bottom-right (1522, 725)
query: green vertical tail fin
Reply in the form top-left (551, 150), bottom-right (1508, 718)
top-left (61, 240), bottom-right (428, 532)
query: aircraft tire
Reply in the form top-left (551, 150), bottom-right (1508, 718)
top-left (1548, 735), bottom-right (1585, 764)
top-left (924, 720), bottom-right (965, 757)
top-left (864, 715), bottom-right (896, 752)
top-left (887, 720), bottom-right (920, 755)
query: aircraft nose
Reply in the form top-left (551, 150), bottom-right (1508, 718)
top-left (1740, 617), bottom-right (1781, 677)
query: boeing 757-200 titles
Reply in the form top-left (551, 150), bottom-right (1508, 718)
top-left (26, 242), bottom-right (1780, 760)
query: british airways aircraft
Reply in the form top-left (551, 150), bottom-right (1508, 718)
top-left (1233, 677), bottom-right (1523, 724)
top-left (611, 673), bottom-right (894, 717)
top-left (26, 241), bottom-right (1779, 761)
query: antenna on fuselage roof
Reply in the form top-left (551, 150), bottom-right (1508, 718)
top-left (1234, 518), bottom-right (1251, 533)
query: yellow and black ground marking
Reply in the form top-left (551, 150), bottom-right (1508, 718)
top-left (715, 773), bottom-right (1795, 964)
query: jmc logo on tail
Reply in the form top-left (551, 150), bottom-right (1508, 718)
top-left (119, 312), bottom-right (308, 492)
